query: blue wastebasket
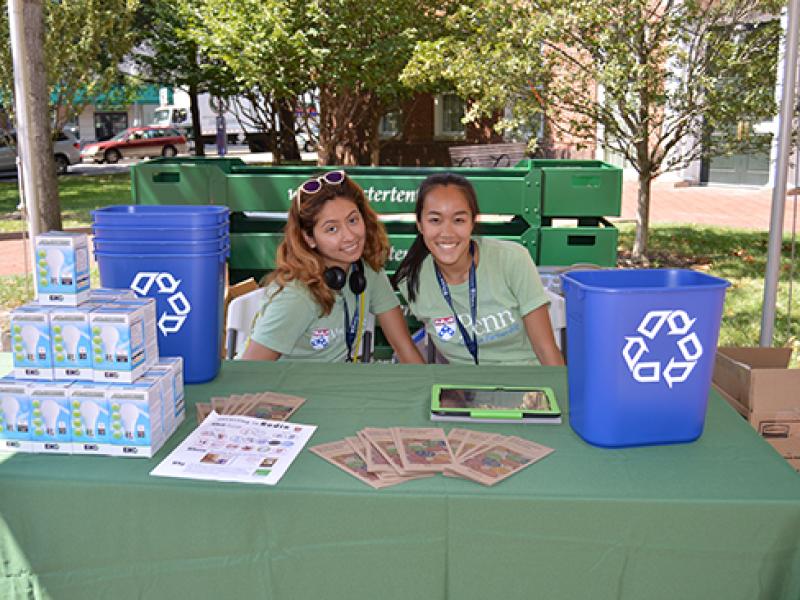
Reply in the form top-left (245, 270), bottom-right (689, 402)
top-left (92, 205), bottom-right (232, 384)
top-left (92, 205), bottom-right (229, 227)
top-left (93, 236), bottom-right (228, 254)
top-left (92, 222), bottom-right (229, 241)
top-left (95, 247), bottom-right (228, 383)
top-left (562, 269), bottom-right (730, 447)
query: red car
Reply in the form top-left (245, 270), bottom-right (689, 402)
top-left (80, 126), bottom-right (188, 164)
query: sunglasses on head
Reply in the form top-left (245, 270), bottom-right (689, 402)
top-left (295, 170), bottom-right (347, 206)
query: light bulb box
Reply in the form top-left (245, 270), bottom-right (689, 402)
top-left (29, 381), bottom-right (72, 454)
top-left (89, 305), bottom-right (148, 384)
top-left (111, 298), bottom-right (159, 367)
top-left (159, 356), bottom-right (185, 424)
top-left (50, 304), bottom-right (100, 381)
top-left (107, 379), bottom-right (164, 458)
top-left (88, 288), bottom-right (137, 303)
top-left (34, 232), bottom-right (90, 306)
top-left (10, 305), bottom-right (54, 380)
top-left (0, 377), bottom-right (32, 453)
top-left (69, 383), bottom-right (112, 455)
top-left (144, 366), bottom-right (182, 438)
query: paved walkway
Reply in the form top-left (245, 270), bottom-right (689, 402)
top-left (0, 179), bottom-right (797, 278)
top-left (616, 180), bottom-right (797, 232)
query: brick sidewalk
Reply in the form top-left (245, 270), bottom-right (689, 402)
top-left (0, 180), bottom-right (797, 278)
top-left (617, 180), bottom-right (797, 232)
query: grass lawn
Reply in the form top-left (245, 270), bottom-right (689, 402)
top-left (0, 173), bottom-right (132, 233)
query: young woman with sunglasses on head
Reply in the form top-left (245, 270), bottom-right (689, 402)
top-left (241, 170), bottom-right (424, 363)
top-left (392, 172), bottom-right (564, 367)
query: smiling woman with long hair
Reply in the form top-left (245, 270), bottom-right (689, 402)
top-left (392, 172), bottom-right (563, 367)
top-left (240, 171), bottom-right (423, 363)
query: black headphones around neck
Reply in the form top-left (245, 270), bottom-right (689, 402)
top-left (324, 259), bottom-right (366, 295)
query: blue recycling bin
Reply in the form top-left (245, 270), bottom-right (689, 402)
top-left (93, 236), bottom-right (228, 254)
top-left (92, 222), bottom-right (229, 241)
top-left (92, 205), bottom-right (229, 227)
top-left (95, 247), bottom-right (228, 384)
top-left (562, 269), bottom-right (730, 448)
top-left (92, 205), bottom-right (231, 383)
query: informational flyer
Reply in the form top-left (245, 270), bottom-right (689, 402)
top-left (150, 411), bottom-right (317, 486)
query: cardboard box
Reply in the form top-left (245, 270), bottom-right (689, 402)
top-left (34, 232), bottom-right (91, 306)
top-left (758, 419), bottom-right (800, 459)
top-left (10, 304), bottom-right (54, 380)
top-left (712, 347), bottom-right (799, 420)
top-left (713, 346), bottom-right (800, 463)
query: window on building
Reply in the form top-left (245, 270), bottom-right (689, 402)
top-left (379, 111), bottom-right (402, 138)
top-left (94, 112), bottom-right (128, 141)
top-left (434, 93), bottom-right (465, 139)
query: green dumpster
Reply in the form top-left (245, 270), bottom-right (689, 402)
top-left (131, 158), bottom-right (622, 282)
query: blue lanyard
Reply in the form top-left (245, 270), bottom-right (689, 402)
top-left (433, 241), bottom-right (478, 365)
top-left (342, 294), bottom-right (361, 362)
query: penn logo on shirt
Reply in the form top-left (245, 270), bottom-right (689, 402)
top-left (433, 310), bottom-right (516, 341)
top-left (434, 317), bottom-right (456, 341)
top-left (310, 328), bottom-right (330, 350)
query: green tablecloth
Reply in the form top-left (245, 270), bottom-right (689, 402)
top-left (1, 361), bottom-right (799, 600)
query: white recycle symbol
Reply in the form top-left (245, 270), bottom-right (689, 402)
top-left (130, 272), bottom-right (191, 336)
top-left (622, 310), bottom-right (703, 389)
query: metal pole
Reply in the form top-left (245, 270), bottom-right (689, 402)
top-left (760, 0), bottom-right (800, 346)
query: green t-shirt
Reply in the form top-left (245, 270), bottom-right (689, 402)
top-left (246, 267), bottom-right (399, 362)
top-left (398, 238), bottom-right (549, 366)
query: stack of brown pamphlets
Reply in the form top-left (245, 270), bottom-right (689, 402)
top-left (195, 392), bottom-right (305, 424)
top-left (310, 427), bottom-right (553, 489)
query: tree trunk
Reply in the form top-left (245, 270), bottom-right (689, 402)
top-left (318, 84), bottom-right (382, 166)
top-left (188, 83), bottom-right (204, 157)
top-left (10, 0), bottom-right (60, 232)
top-left (317, 85), bottom-right (339, 166)
top-left (278, 98), bottom-right (300, 162)
top-left (632, 170), bottom-right (652, 261)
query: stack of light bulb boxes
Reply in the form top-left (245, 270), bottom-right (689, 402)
top-left (0, 232), bottom-right (185, 458)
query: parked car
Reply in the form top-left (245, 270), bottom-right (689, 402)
top-left (80, 126), bottom-right (188, 164)
top-left (0, 129), bottom-right (81, 175)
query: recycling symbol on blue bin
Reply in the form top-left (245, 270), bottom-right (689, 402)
top-left (622, 310), bottom-right (703, 388)
top-left (130, 272), bottom-right (191, 336)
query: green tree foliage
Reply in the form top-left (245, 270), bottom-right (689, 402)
top-left (306, 0), bottom-right (456, 165)
top-left (129, 0), bottom-right (216, 155)
top-left (189, 0), bottom-right (456, 165)
top-left (186, 0), bottom-right (311, 162)
top-left (0, 0), bottom-right (139, 132)
top-left (403, 0), bottom-right (783, 258)
top-left (0, 0), bottom-right (138, 231)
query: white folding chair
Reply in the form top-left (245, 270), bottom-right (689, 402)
top-left (545, 288), bottom-right (566, 350)
top-left (225, 287), bottom-right (266, 359)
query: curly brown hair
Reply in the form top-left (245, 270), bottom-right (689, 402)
top-left (267, 172), bottom-right (389, 315)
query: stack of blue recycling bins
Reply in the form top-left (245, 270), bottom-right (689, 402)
top-left (92, 205), bottom-right (230, 384)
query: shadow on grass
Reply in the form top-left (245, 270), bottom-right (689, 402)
top-left (617, 225), bottom-right (796, 280)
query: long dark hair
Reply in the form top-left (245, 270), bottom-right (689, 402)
top-left (391, 172), bottom-right (479, 302)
